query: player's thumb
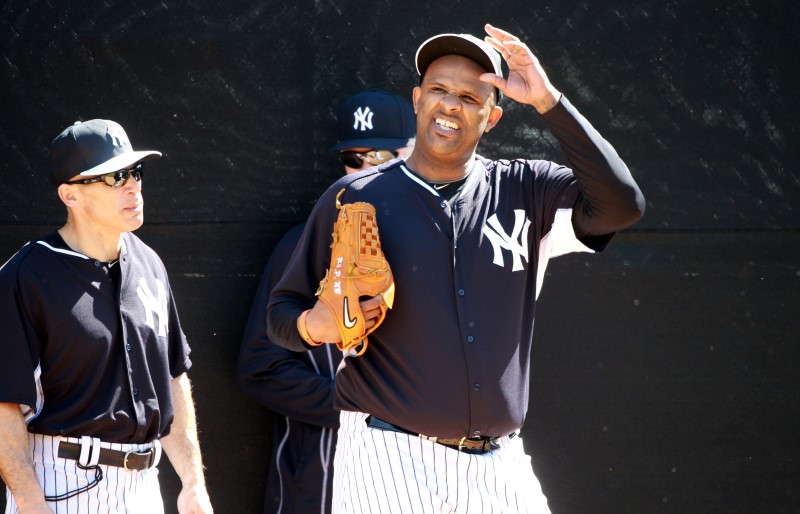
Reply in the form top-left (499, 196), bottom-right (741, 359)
top-left (480, 73), bottom-right (506, 95)
top-left (362, 294), bottom-right (386, 310)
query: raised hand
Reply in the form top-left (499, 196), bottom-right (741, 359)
top-left (481, 23), bottom-right (562, 114)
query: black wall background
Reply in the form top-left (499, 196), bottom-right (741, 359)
top-left (2, 1), bottom-right (798, 513)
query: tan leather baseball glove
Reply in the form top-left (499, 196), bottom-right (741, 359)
top-left (315, 189), bottom-right (395, 355)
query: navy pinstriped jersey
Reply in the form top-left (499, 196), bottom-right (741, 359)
top-left (0, 231), bottom-right (191, 444)
top-left (268, 96), bottom-right (643, 439)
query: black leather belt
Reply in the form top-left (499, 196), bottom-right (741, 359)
top-left (58, 441), bottom-right (156, 471)
top-left (365, 415), bottom-right (509, 455)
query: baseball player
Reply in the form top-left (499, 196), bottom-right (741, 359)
top-left (0, 120), bottom-right (213, 514)
top-left (237, 89), bottom-right (415, 514)
top-left (266, 24), bottom-right (645, 514)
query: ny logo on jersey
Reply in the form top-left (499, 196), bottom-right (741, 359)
top-left (482, 210), bottom-right (531, 272)
top-left (136, 277), bottom-right (169, 336)
top-left (353, 106), bottom-right (374, 131)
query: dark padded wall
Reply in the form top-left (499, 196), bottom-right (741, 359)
top-left (2, 1), bottom-right (798, 513)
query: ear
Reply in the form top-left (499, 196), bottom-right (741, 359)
top-left (412, 86), bottom-right (421, 113)
top-left (483, 105), bottom-right (504, 133)
top-left (57, 183), bottom-right (80, 208)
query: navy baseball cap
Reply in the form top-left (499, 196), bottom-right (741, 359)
top-left (415, 33), bottom-right (503, 100)
top-left (50, 119), bottom-right (162, 186)
top-left (330, 90), bottom-right (416, 152)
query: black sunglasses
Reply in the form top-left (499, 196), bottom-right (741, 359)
top-left (64, 163), bottom-right (144, 188)
top-left (338, 149), bottom-right (398, 169)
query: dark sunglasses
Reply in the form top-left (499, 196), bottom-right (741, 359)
top-left (338, 149), bottom-right (398, 169)
top-left (64, 163), bottom-right (144, 188)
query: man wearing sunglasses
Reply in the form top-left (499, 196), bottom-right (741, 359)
top-left (268, 24), bottom-right (645, 514)
top-left (237, 89), bottom-right (415, 514)
top-left (332, 89), bottom-right (416, 173)
top-left (0, 119), bottom-right (213, 514)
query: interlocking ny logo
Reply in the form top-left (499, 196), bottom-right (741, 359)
top-left (136, 277), bottom-right (169, 336)
top-left (483, 210), bottom-right (531, 271)
top-left (106, 123), bottom-right (128, 149)
top-left (353, 106), bottom-right (374, 131)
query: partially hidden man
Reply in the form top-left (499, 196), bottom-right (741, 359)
top-left (238, 89), bottom-right (415, 514)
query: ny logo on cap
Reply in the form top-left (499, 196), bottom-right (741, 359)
top-left (106, 123), bottom-right (129, 149)
top-left (353, 107), bottom-right (374, 131)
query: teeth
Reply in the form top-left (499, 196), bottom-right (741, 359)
top-left (436, 118), bottom-right (459, 130)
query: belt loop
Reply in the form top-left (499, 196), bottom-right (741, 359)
top-left (152, 440), bottom-right (162, 467)
top-left (78, 436), bottom-right (92, 466)
top-left (88, 437), bottom-right (101, 467)
top-left (78, 436), bottom-right (101, 467)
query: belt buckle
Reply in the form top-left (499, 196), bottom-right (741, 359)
top-left (123, 448), bottom-right (153, 471)
top-left (461, 436), bottom-right (498, 454)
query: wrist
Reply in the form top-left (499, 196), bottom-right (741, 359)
top-left (13, 491), bottom-right (49, 512)
top-left (182, 479), bottom-right (207, 490)
top-left (297, 309), bottom-right (323, 346)
top-left (532, 89), bottom-right (562, 114)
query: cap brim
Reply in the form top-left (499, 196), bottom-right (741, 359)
top-left (330, 137), bottom-right (411, 152)
top-left (79, 150), bottom-right (162, 177)
top-left (415, 33), bottom-right (502, 78)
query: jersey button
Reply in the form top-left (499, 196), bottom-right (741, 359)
top-left (94, 260), bottom-right (101, 267)
top-left (473, 430), bottom-right (481, 436)
top-left (467, 335), bottom-right (474, 343)
top-left (133, 387), bottom-right (139, 396)
top-left (458, 289), bottom-right (465, 296)
top-left (126, 344), bottom-right (132, 351)
top-left (440, 201), bottom-right (447, 208)
top-left (474, 383), bottom-right (480, 391)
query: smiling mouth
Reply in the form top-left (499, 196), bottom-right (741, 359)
top-left (435, 118), bottom-right (459, 130)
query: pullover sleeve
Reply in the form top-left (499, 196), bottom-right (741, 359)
top-left (267, 181), bottom-right (348, 352)
top-left (541, 96), bottom-right (645, 247)
top-left (237, 225), bottom-right (339, 428)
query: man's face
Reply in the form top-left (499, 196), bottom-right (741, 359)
top-left (340, 146), bottom-right (411, 175)
top-left (62, 167), bottom-right (146, 234)
top-left (412, 55), bottom-right (502, 164)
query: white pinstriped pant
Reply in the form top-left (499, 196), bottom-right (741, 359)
top-left (4, 433), bottom-right (164, 514)
top-left (333, 411), bottom-right (551, 514)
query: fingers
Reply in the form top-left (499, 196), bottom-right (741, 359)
top-left (360, 295), bottom-right (385, 317)
top-left (481, 22), bottom-right (561, 111)
top-left (484, 23), bottom-right (519, 43)
top-left (484, 23), bottom-right (528, 61)
top-left (361, 295), bottom-right (386, 330)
